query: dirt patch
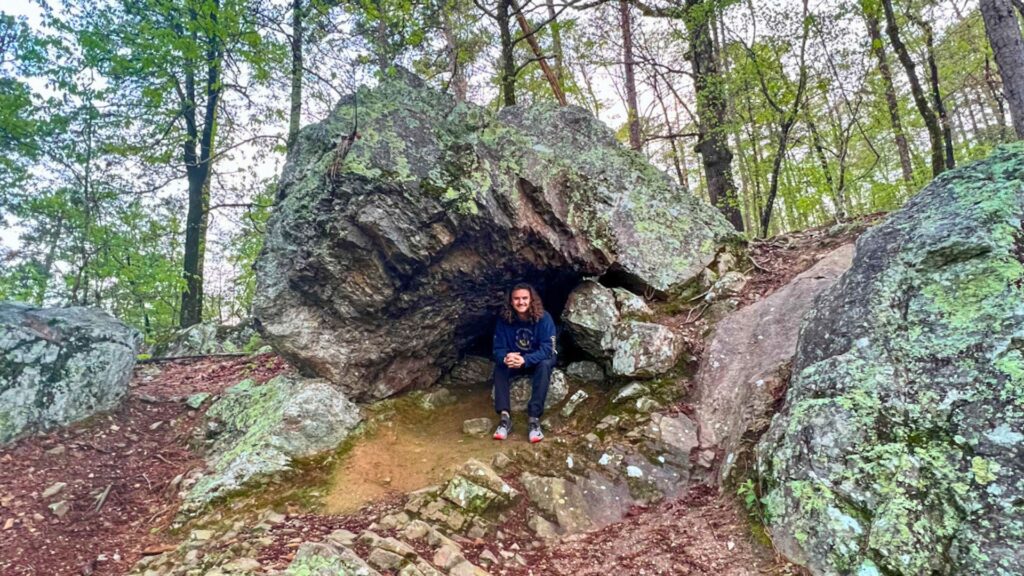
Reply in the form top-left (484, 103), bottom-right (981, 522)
top-left (324, 388), bottom-right (513, 515)
top-left (0, 354), bottom-right (287, 576)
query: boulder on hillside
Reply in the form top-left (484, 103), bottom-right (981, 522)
top-left (151, 319), bottom-right (263, 358)
top-left (183, 374), bottom-right (361, 512)
top-left (0, 302), bottom-right (141, 443)
top-left (694, 244), bottom-right (853, 482)
top-left (757, 145), bottom-right (1024, 576)
top-left (254, 70), bottom-right (736, 401)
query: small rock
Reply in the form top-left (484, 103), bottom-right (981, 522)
top-left (185, 392), bottom-right (211, 410)
top-left (263, 510), bottom-right (287, 524)
top-left (3, 518), bottom-right (15, 530)
top-left (697, 449), bottom-right (716, 468)
top-left (378, 512), bottom-right (411, 530)
top-left (491, 453), bottom-right (512, 469)
top-left (560, 390), bottom-right (589, 417)
top-left (449, 560), bottom-right (489, 576)
top-left (222, 558), bottom-right (261, 573)
top-left (149, 421), bottom-right (164, 431)
top-left (478, 550), bottom-right (499, 566)
top-left (191, 529), bottom-right (215, 541)
top-left (41, 482), bottom-right (67, 499)
top-left (49, 500), bottom-right (70, 518)
top-left (462, 418), bottom-right (492, 436)
top-left (527, 515), bottom-right (561, 540)
top-left (417, 388), bottom-right (456, 409)
top-left (368, 548), bottom-right (406, 571)
top-left (45, 445), bottom-right (66, 456)
top-left (326, 528), bottom-right (358, 547)
top-left (613, 383), bottom-right (645, 403)
top-left (634, 397), bottom-right (660, 413)
top-left (433, 543), bottom-right (466, 570)
top-left (613, 288), bottom-right (653, 317)
top-left (565, 361), bottom-right (604, 383)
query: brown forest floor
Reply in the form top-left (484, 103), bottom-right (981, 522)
top-left (0, 215), bottom-right (880, 576)
top-left (0, 355), bottom-right (288, 576)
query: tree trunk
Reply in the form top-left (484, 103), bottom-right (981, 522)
top-left (498, 0), bottom-right (516, 107)
top-left (441, 8), bottom-right (468, 102)
top-left (864, 6), bottom-right (914, 184)
top-left (685, 0), bottom-right (743, 231)
top-left (180, 0), bottom-right (224, 328)
top-left (510, 0), bottom-right (567, 105)
top-left (981, 0), bottom-right (1024, 139)
top-left (881, 0), bottom-right (945, 176)
top-left (621, 0), bottom-right (641, 150)
top-left (287, 0), bottom-right (303, 150)
top-left (912, 14), bottom-right (955, 167)
top-left (546, 0), bottom-right (565, 84)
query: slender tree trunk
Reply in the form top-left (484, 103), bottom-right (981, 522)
top-left (287, 0), bottom-right (303, 150)
top-left (864, 6), bottom-right (914, 184)
top-left (510, 0), bottom-right (566, 105)
top-left (441, 8), bottom-right (468, 101)
top-left (652, 77), bottom-right (686, 185)
top-left (881, 0), bottom-right (945, 176)
top-left (180, 1), bottom-right (223, 328)
top-left (621, 0), bottom-right (641, 149)
top-left (685, 0), bottom-right (743, 230)
top-left (913, 14), bottom-right (955, 167)
top-left (546, 0), bottom-right (565, 84)
top-left (498, 0), bottom-right (516, 107)
top-left (981, 0), bottom-right (1024, 139)
top-left (984, 55), bottom-right (1011, 139)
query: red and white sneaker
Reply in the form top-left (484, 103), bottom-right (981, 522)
top-left (528, 419), bottom-right (544, 443)
top-left (493, 413), bottom-right (511, 440)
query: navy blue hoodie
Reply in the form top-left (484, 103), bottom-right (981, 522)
top-left (492, 311), bottom-right (557, 367)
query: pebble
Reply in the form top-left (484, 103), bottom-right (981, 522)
top-left (41, 482), bottom-right (66, 499)
top-left (45, 445), bottom-right (66, 456)
top-left (48, 501), bottom-right (69, 518)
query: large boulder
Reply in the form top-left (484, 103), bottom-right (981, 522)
top-left (254, 71), bottom-right (735, 401)
top-left (184, 374), bottom-right (361, 512)
top-left (0, 302), bottom-right (141, 443)
top-left (694, 244), bottom-right (853, 482)
top-left (757, 145), bottom-right (1024, 575)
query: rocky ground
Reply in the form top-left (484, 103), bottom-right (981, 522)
top-left (0, 220), bottom-right (874, 576)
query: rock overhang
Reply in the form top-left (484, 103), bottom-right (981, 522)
top-left (254, 70), bottom-right (737, 402)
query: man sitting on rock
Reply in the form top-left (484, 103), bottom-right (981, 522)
top-left (491, 282), bottom-right (557, 443)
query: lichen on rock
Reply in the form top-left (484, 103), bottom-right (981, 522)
top-left (757, 144), bottom-right (1024, 575)
top-left (254, 70), bottom-right (734, 402)
top-left (0, 302), bottom-right (141, 443)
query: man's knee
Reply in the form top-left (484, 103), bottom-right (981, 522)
top-left (537, 357), bottom-right (556, 371)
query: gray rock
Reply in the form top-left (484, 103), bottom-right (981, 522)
top-left (521, 471), bottom-right (632, 535)
top-left (462, 418), bottom-right (492, 436)
top-left (562, 281), bottom-right (619, 357)
top-left (703, 270), bottom-right (747, 302)
top-left (184, 374), bottom-right (361, 512)
top-left (528, 514), bottom-right (562, 540)
top-left (446, 356), bottom-right (493, 387)
top-left (645, 413), bottom-right (699, 459)
top-left (152, 319), bottom-right (261, 358)
top-left (560, 390), bottom-right (589, 417)
top-left (494, 368), bottom-right (568, 412)
top-left (612, 288), bottom-right (653, 317)
top-left (694, 244), bottom-right (853, 482)
top-left (757, 145), bottom-right (1024, 576)
top-left (41, 482), bottom-right (66, 499)
top-left (609, 321), bottom-right (682, 377)
top-left (48, 500), bottom-right (69, 518)
top-left (253, 71), bottom-right (734, 402)
top-left (441, 476), bottom-right (498, 513)
top-left (565, 361), bottom-right (604, 383)
top-left (283, 542), bottom-right (379, 575)
top-left (457, 459), bottom-right (518, 500)
top-left (0, 302), bottom-right (141, 443)
top-left (413, 388), bottom-right (455, 410)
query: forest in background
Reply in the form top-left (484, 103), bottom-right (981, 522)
top-left (1, 0), bottom-right (1022, 344)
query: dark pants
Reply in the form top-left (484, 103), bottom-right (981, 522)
top-left (493, 358), bottom-right (555, 418)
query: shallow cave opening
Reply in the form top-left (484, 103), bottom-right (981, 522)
top-left (456, 267), bottom-right (587, 365)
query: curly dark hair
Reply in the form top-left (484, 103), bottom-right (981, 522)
top-left (501, 282), bottom-right (545, 323)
